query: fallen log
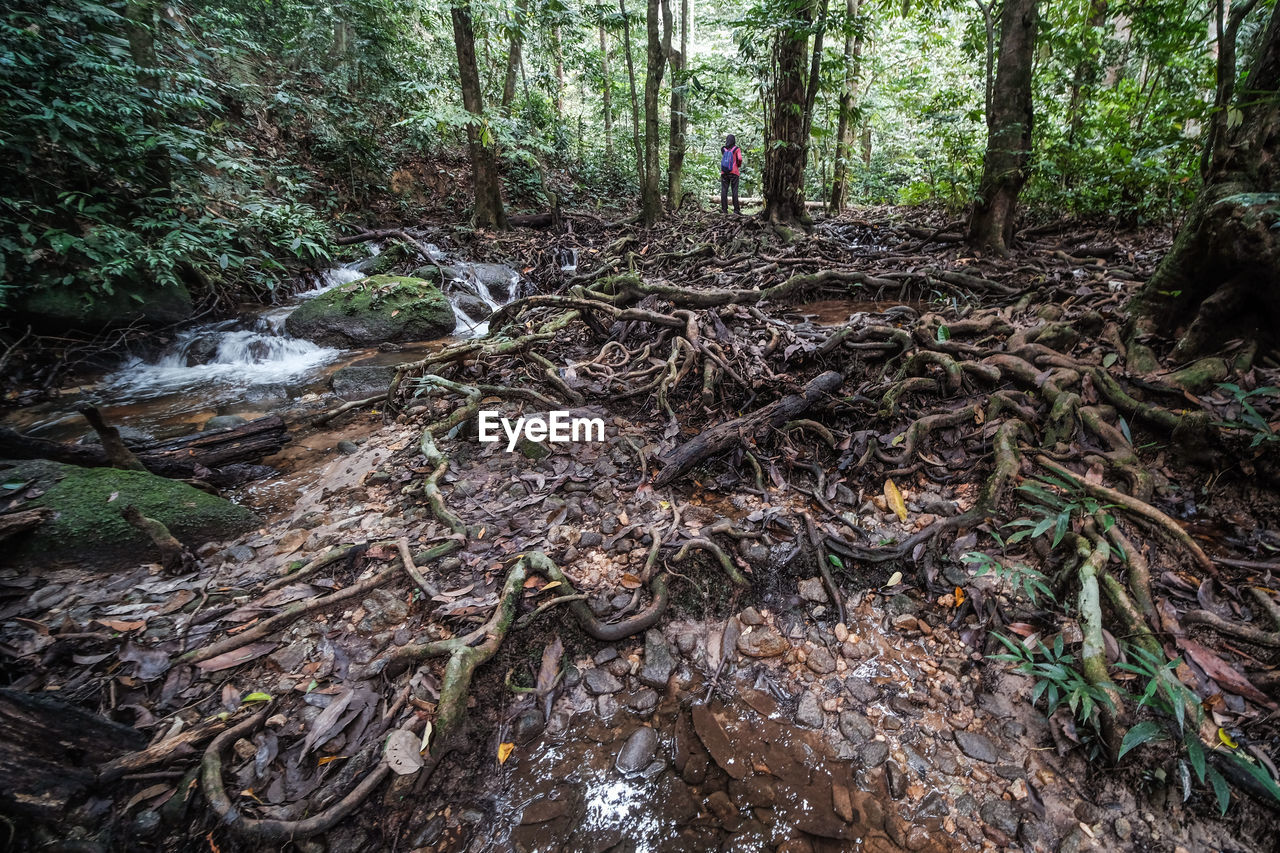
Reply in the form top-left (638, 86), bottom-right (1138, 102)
top-left (0, 415), bottom-right (289, 480)
top-left (653, 370), bottom-right (844, 487)
top-left (0, 688), bottom-right (148, 820)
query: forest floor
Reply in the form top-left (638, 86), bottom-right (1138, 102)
top-left (3, 207), bottom-right (1280, 852)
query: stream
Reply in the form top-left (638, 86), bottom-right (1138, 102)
top-left (1, 246), bottom-right (517, 444)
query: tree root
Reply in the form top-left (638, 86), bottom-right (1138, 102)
top-left (526, 552), bottom-right (671, 641)
top-left (673, 538), bottom-right (750, 587)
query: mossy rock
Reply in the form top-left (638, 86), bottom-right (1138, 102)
top-left (284, 275), bottom-right (456, 347)
top-left (20, 280), bottom-right (193, 332)
top-left (2, 459), bottom-right (258, 570)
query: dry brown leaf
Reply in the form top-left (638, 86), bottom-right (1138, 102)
top-left (884, 479), bottom-right (908, 522)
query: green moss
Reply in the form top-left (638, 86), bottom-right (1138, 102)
top-left (285, 274), bottom-right (455, 346)
top-left (5, 460), bottom-right (257, 569)
top-left (22, 279), bottom-right (193, 331)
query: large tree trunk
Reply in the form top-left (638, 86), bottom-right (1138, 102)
top-left (621, 0), bottom-right (645, 190)
top-left (967, 0), bottom-right (1038, 255)
top-left (829, 0), bottom-right (864, 213)
top-left (641, 0), bottom-right (668, 224)
top-left (762, 1), bottom-right (816, 228)
top-left (501, 0), bottom-right (528, 112)
top-left (452, 1), bottom-right (508, 230)
top-left (667, 0), bottom-right (690, 208)
top-left (1132, 3), bottom-right (1280, 359)
top-left (600, 24), bottom-right (615, 159)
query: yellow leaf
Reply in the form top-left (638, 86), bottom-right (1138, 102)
top-left (1218, 728), bottom-right (1239, 749)
top-left (885, 571), bottom-right (903, 588)
top-left (954, 586), bottom-right (965, 606)
top-left (620, 573), bottom-right (642, 590)
top-left (539, 581), bottom-right (562, 593)
top-left (497, 742), bottom-right (514, 764)
top-left (884, 479), bottom-right (908, 522)
top-left (317, 755), bottom-right (348, 766)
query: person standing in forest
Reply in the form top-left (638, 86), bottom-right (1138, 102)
top-left (720, 134), bottom-right (743, 214)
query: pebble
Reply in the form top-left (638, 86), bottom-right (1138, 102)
top-left (796, 691), bottom-right (824, 729)
top-left (616, 726), bottom-right (659, 778)
top-left (639, 629), bottom-right (676, 688)
top-left (738, 627), bottom-right (790, 658)
top-left (805, 646), bottom-right (837, 675)
top-left (798, 577), bottom-right (828, 603)
top-left (954, 729), bottom-right (1000, 764)
top-left (738, 607), bottom-right (764, 626)
top-left (583, 668), bottom-right (624, 695)
top-left (979, 799), bottom-right (1021, 838)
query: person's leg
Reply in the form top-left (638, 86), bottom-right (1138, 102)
top-left (720, 173), bottom-right (729, 213)
top-left (731, 174), bottom-right (740, 214)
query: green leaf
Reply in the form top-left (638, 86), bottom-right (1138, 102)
top-left (242, 692), bottom-right (273, 703)
top-left (1186, 733), bottom-right (1206, 782)
top-left (827, 554), bottom-right (844, 570)
top-left (1102, 353), bottom-right (1118, 368)
top-left (936, 325), bottom-right (951, 342)
top-left (1118, 720), bottom-right (1165, 759)
top-left (1206, 766), bottom-right (1231, 815)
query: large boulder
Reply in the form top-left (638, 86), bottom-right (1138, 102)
top-left (468, 263), bottom-right (521, 301)
top-left (20, 280), bottom-right (193, 332)
top-left (2, 459), bottom-right (258, 570)
top-left (284, 275), bottom-right (455, 347)
top-left (330, 364), bottom-right (397, 401)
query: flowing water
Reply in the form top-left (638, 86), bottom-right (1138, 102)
top-left (3, 248), bottom-right (520, 442)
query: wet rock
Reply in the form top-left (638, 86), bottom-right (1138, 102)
top-left (330, 364), bottom-right (395, 401)
top-left (738, 606), bottom-right (764, 626)
top-left (639, 629), bottom-right (676, 688)
top-left (223, 544), bottom-right (256, 563)
top-left (337, 439), bottom-right (359, 455)
top-left (578, 531), bottom-right (603, 548)
top-left (806, 646), bottom-right (836, 675)
top-left (886, 759), bottom-right (907, 799)
top-left (859, 740), bottom-right (890, 767)
top-left (845, 677), bottom-right (880, 703)
top-left (455, 293), bottom-right (491, 322)
top-left (832, 783), bottom-right (855, 823)
top-left (467, 262), bottom-right (521, 301)
top-left (692, 704), bottom-right (748, 780)
top-left (796, 691), bottom-right (824, 729)
top-left (838, 711), bottom-right (875, 744)
top-left (798, 577), bottom-right (829, 603)
top-left (625, 687), bottom-right (660, 716)
top-left (593, 646), bottom-right (619, 665)
top-left (583, 668), bottom-right (624, 695)
top-left (954, 730), bottom-right (999, 764)
top-left (738, 627), bottom-right (789, 658)
top-left (597, 695), bottom-right (620, 718)
top-left (203, 414), bottom-right (248, 431)
top-left (513, 708), bottom-right (545, 744)
top-left (979, 800), bottom-right (1020, 838)
top-left (5, 459), bottom-right (258, 571)
top-left (616, 726), bottom-right (659, 778)
top-left (285, 275), bottom-right (455, 347)
top-left (916, 791), bottom-right (948, 819)
top-left (706, 790), bottom-right (738, 824)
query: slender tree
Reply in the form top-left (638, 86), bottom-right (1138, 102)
top-left (641, 0), bottom-right (668, 224)
top-left (501, 0), bottom-right (529, 112)
top-left (967, 0), bottom-right (1038, 254)
top-left (1131, 0), bottom-right (1278, 358)
top-left (829, 0), bottom-right (864, 213)
top-left (621, 0), bottom-right (645, 189)
top-left (600, 23), bottom-right (615, 159)
top-left (667, 0), bottom-right (690, 208)
top-left (451, 0), bottom-right (507, 230)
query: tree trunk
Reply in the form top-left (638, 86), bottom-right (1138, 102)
top-left (667, 0), bottom-right (690, 208)
top-left (125, 0), bottom-right (169, 185)
top-left (452, 1), bottom-right (508, 230)
top-left (1132, 2), bottom-right (1280, 359)
top-left (501, 0), bottom-right (528, 112)
top-left (601, 24), bottom-right (615, 159)
top-left (829, 0), bottom-right (864, 213)
top-left (552, 25), bottom-right (566, 115)
top-left (762, 1), bottom-right (815, 228)
top-left (641, 0), bottom-right (668, 224)
top-left (621, 0), bottom-right (645, 190)
top-left (967, 0), bottom-right (1038, 255)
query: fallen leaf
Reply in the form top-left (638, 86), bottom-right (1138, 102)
top-left (195, 642), bottom-right (277, 673)
top-left (96, 618), bottom-right (146, 633)
top-left (123, 783), bottom-right (172, 814)
top-left (884, 479), bottom-right (908, 522)
top-left (317, 755), bottom-right (348, 766)
top-left (1179, 639), bottom-right (1277, 709)
top-left (620, 573), bottom-right (642, 590)
top-left (539, 581), bottom-right (562, 593)
top-left (497, 742), bottom-right (514, 764)
top-left (1218, 728), bottom-right (1239, 749)
top-left (885, 571), bottom-right (903, 588)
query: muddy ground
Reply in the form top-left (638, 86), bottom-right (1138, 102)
top-left (2, 208), bottom-right (1279, 853)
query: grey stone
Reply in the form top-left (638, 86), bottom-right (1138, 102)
top-left (859, 740), bottom-right (890, 767)
top-left (954, 730), bottom-right (1000, 764)
top-left (806, 646), bottom-right (837, 675)
top-left (337, 440), bottom-right (359, 455)
top-left (796, 691), bottom-right (824, 729)
top-left (454, 293), bottom-right (491, 322)
top-left (886, 759), bottom-right (907, 799)
top-left (979, 800), bottom-right (1020, 837)
top-left (330, 364), bottom-right (395, 401)
top-left (916, 791), bottom-right (949, 819)
top-left (203, 414), bottom-right (248, 431)
top-left (513, 708), bottom-right (545, 744)
top-left (798, 577), bottom-right (829, 603)
top-left (738, 607), bottom-right (764, 626)
top-left (583, 668), bottom-right (624, 695)
top-left (593, 646), bottom-right (619, 665)
top-left (616, 727), bottom-right (659, 778)
top-left (223, 544), bottom-right (256, 563)
top-left (839, 711), bottom-right (875, 744)
top-left (578, 531), bottom-right (603, 548)
top-left (625, 688), bottom-right (660, 716)
top-left (639, 629), bottom-right (676, 688)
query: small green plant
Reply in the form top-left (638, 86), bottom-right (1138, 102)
top-left (961, 548), bottom-right (1055, 606)
top-left (1005, 473), bottom-right (1115, 548)
top-left (991, 633), bottom-right (1114, 760)
top-left (1115, 644), bottom-right (1280, 814)
top-left (1214, 383), bottom-right (1280, 447)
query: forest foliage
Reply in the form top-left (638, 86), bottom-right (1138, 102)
top-left (0, 0), bottom-right (1270, 312)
